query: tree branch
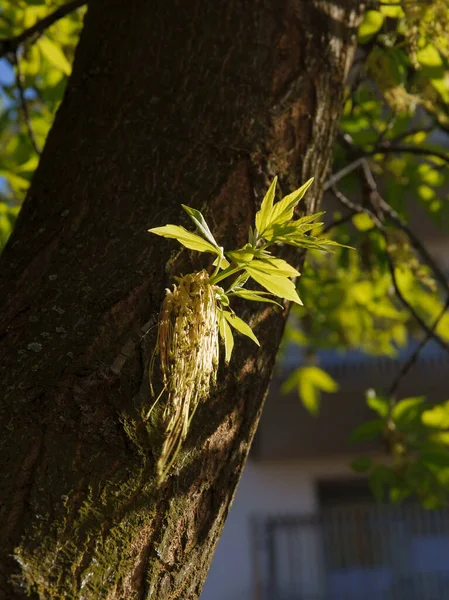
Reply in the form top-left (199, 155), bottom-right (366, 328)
top-left (330, 185), bottom-right (449, 357)
top-left (388, 296), bottom-right (449, 398)
top-left (368, 144), bottom-right (449, 167)
top-left (0, 0), bottom-right (86, 59)
top-left (360, 160), bottom-right (449, 297)
top-left (382, 239), bottom-right (449, 356)
top-left (321, 212), bottom-right (354, 235)
top-left (386, 124), bottom-right (435, 144)
top-left (12, 52), bottom-right (41, 155)
top-left (323, 157), bottom-right (365, 191)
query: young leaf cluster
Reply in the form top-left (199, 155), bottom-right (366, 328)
top-left (149, 176), bottom-right (342, 363)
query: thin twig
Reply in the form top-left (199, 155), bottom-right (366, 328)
top-left (330, 185), bottom-right (384, 229)
top-left (387, 124), bottom-right (435, 144)
top-left (382, 242), bottom-right (449, 355)
top-left (367, 182), bottom-right (449, 297)
top-left (389, 297), bottom-right (449, 398)
top-left (357, 162), bottom-right (449, 391)
top-left (333, 129), bottom-right (449, 393)
top-left (376, 113), bottom-right (396, 148)
top-left (367, 144), bottom-right (449, 167)
top-left (0, 0), bottom-right (86, 59)
top-left (323, 158), bottom-right (365, 191)
top-left (13, 52), bottom-right (41, 155)
top-left (360, 159), bottom-right (449, 298)
top-left (321, 212), bottom-right (354, 235)
top-left (330, 185), bottom-right (449, 356)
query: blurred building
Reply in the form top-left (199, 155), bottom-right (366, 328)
top-left (201, 206), bottom-right (449, 600)
top-left (201, 341), bottom-right (449, 600)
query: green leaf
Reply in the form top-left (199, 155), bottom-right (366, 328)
top-left (148, 224), bottom-right (219, 254)
top-left (218, 309), bottom-right (234, 363)
top-left (255, 177), bottom-right (277, 236)
top-left (297, 371), bottom-right (320, 415)
top-left (301, 366), bottom-right (339, 414)
top-left (390, 486), bottom-right (410, 504)
top-left (420, 450), bottom-right (449, 469)
top-left (366, 389), bottom-right (389, 418)
top-left (352, 213), bottom-right (375, 232)
top-left (248, 257), bottom-right (300, 278)
top-left (379, 1), bottom-right (404, 18)
top-left (358, 11), bottom-right (384, 44)
top-left (181, 205), bottom-right (220, 248)
top-left (0, 171), bottom-right (29, 191)
top-left (304, 366), bottom-right (339, 393)
top-left (422, 401), bottom-right (449, 429)
top-left (281, 369), bottom-right (300, 394)
top-left (212, 254), bottom-right (230, 269)
top-left (223, 311), bottom-right (260, 346)
top-left (417, 44), bottom-right (443, 69)
top-left (245, 265), bottom-right (303, 304)
top-left (227, 272), bottom-right (250, 291)
top-left (227, 243), bottom-right (261, 264)
top-left (350, 419), bottom-right (384, 443)
top-left (263, 213), bottom-right (325, 242)
top-left (230, 289), bottom-right (284, 308)
top-left (351, 456), bottom-right (373, 473)
top-left (215, 287), bottom-right (230, 307)
top-left (392, 396), bottom-right (425, 428)
top-left (268, 223), bottom-right (351, 251)
top-left (38, 37), bottom-right (72, 75)
top-left (260, 178), bottom-right (314, 235)
top-left (287, 366), bottom-right (339, 415)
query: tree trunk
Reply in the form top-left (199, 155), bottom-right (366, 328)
top-left (0, 1), bottom-right (363, 598)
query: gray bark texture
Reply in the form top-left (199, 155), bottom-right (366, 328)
top-left (0, 1), bottom-right (364, 598)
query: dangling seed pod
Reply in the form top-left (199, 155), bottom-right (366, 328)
top-left (150, 270), bottom-right (219, 482)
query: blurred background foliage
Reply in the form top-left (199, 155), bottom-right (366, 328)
top-left (1, 0), bottom-right (449, 506)
top-left (0, 0), bottom-right (84, 243)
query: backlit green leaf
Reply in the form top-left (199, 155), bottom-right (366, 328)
top-left (366, 389), bottom-right (390, 418)
top-left (260, 178), bottom-right (314, 235)
top-left (181, 204), bottom-right (220, 248)
top-left (422, 401), bottom-right (449, 429)
top-left (230, 289), bottom-right (283, 307)
top-left (358, 11), bottom-right (384, 44)
top-left (392, 396), bottom-right (425, 428)
top-left (379, 0), bottom-right (404, 18)
top-left (286, 366), bottom-right (338, 415)
top-left (148, 225), bottom-right (219, 254)
top-left (417, 44), bottom-right (443, 69)
top-left (212, 254), bottom-right (230, 269)
top-left (245, 266), bottom-right (303, 304)
top-left (255, 177), bottom-right (277, 235)
top-left (249, 257), bottom-right (300, 278)
top-left (223, 311), bottom-right (259, 346)
top-left (227, 243), bottom-right (260, 264)
top-left (38, 37), bottom-right (72, 75)
top-left (218, 309), bottom-right (234, 363)
top-left (353, 213), bottom-right (375, 232)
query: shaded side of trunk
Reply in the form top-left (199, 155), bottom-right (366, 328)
top-left (0, 1), bottom-right (363, 598)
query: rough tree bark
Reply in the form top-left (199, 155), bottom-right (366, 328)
top-left (0, 1), bottom-right (363, 598)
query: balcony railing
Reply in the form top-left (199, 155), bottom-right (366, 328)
top-left (251, 504), bottom-right (449, 600)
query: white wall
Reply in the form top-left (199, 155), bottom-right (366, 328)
top-left (201, 458), bottom-right (355, 600)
